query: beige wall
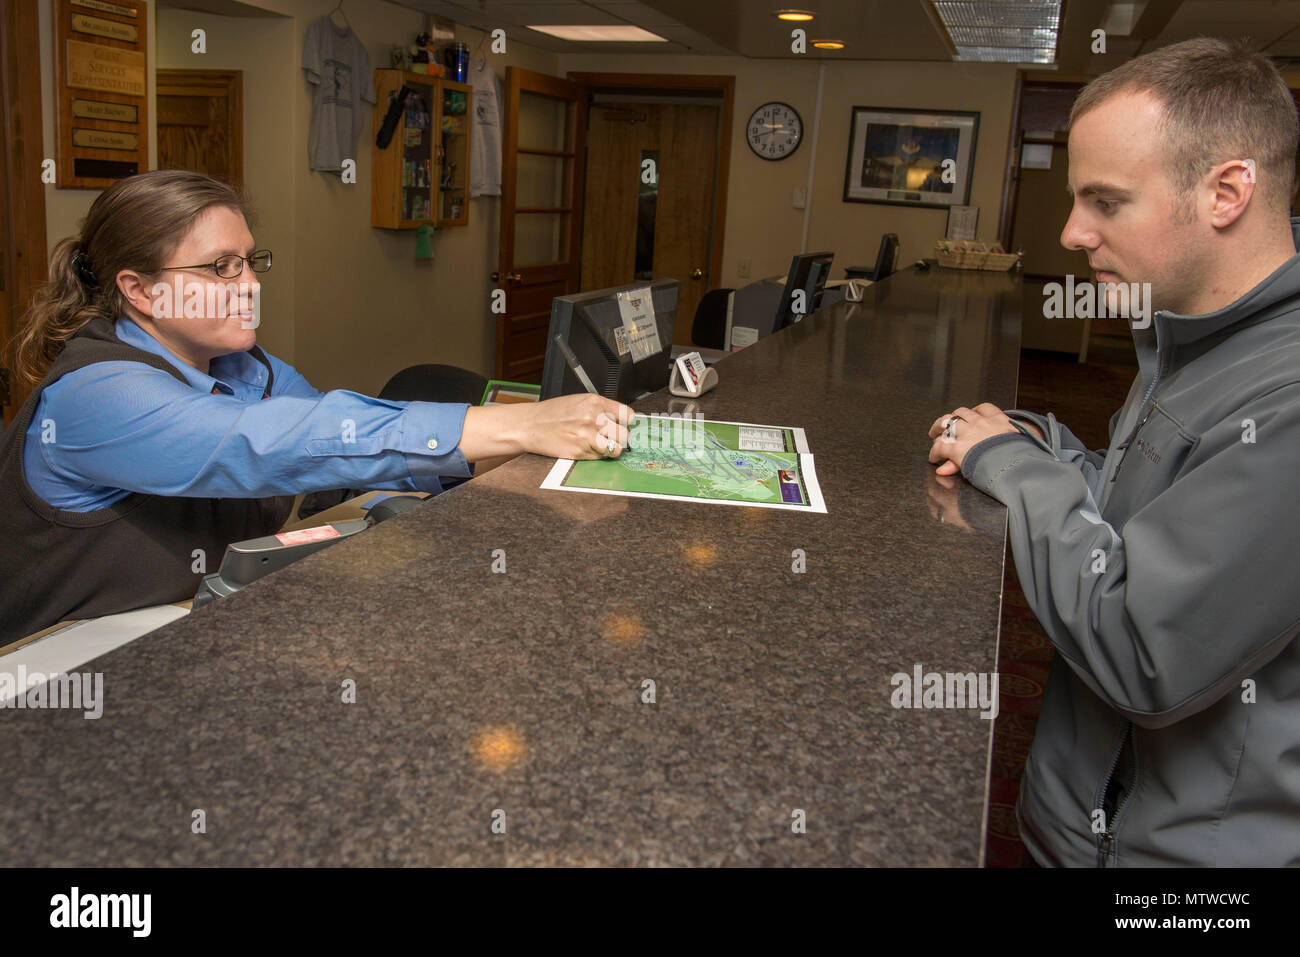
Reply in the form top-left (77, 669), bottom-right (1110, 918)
top-left (155, 8), bottom-right (297, 360)
top-left (556, 52), bottom-right (1018, 286)
top-left (36, 3), bottom-right (1018, 393)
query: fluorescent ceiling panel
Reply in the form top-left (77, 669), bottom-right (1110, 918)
top-left (946, 25), bottom-right (1058, 46)
top-left (933, 0), bottom-right (1061, 63)
top-left (526, 24), bottom-right (668, 41)
top-left (955, 45), bottom-right (1056, 62)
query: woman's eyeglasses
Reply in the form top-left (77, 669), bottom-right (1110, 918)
top-left (159, 249), bottom-right (272, 280)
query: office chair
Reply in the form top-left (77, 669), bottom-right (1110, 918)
top-left (378, 363), bottom-right (490, 405)
top-left (298, 364), bottom-right (490, 519)
top-left (846, 233), bottom-right (900, 282)
top-left (690, 288), bottom-right (734, 349)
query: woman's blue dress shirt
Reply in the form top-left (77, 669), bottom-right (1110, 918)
top-left (23, 317), bottom-right (471, 511)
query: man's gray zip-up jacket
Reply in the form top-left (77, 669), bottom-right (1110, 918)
top-left (962, 219), bottom-right (1300, 866)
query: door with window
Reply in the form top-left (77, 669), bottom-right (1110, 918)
top-left (495, 68), bottom-right (587, 381)
top-left (581, 100), bottom-right (718, 345)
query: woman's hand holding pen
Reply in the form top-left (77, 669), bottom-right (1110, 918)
top-left (461, 394), bottom-right (635, 463)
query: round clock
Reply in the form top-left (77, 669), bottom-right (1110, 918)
top-left (746, 101), bottom-right (803, 160)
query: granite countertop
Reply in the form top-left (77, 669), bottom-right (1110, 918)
top-left (0, 266), bottom-right (1021, 866)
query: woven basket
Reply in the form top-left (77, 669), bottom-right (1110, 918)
top-left (934, 239), bottom-right (1021, 271)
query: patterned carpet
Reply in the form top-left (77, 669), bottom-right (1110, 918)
top-left (984, 337), bottom-right (1138, 867)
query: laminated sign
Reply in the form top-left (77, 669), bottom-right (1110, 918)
top-left (616, 287), bottom-right (662, 363)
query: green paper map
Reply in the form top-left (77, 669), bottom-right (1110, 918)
top-left (541, 416), bottom-right (826, 512)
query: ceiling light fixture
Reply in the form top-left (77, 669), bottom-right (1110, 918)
top-left (774, 10), bottom-right (816, 21)
top-left (929, 0), bottom-right (1061, 64)
top-left (526, 25), bottom-right (668, 42)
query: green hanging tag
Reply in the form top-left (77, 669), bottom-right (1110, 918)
top-left (415, 223), bottom-right (435, 260)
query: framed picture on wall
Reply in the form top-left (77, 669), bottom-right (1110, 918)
top-left (843, 107), bottom-right (979, 209)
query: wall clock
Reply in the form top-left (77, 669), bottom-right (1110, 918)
top-left (747, 101), bottom-right (803, 160)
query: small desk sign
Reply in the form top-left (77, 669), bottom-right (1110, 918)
top-left (946, 205), bottom-right (979, 241)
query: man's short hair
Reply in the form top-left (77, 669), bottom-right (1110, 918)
top-left (1070, 37), bottom-right (1299, 214)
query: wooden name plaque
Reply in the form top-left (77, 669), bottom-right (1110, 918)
top-left (53, 0), bottom-right (149, 188)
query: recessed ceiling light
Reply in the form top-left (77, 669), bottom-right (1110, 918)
top-left (526, 25), bottom-right (668, 42)
top-left (812, 40), bottom-right (845, 50)
top-left (774, 9), bottom-right (816, 21)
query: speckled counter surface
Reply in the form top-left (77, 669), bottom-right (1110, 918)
top-left (0, 266), bottom-right (1021, 866)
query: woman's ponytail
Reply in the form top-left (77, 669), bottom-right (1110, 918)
top-left (8, 236), bottom-right (110, 388)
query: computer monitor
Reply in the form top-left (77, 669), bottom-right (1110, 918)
top-left (871, 233), bottom-right (900, 281)
top-left (540, 279), bottom-right (679, 402)
top-left (774, 251), bottom-right (834, 331)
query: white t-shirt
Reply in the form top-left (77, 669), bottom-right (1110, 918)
top-left (468, 57), bottom-right (503, 197)
top-left (302, 18), bottom-right (376, 172)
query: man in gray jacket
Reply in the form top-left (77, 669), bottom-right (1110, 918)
top-left (928, 37), bottom-right (1300, 866)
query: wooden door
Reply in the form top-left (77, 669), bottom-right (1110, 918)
top-left (496, 67), bottom-right (587, 381)
top-left (156, 69), bottom-right (242, 189)
top-left (581, 102), bottom-right (718, 345)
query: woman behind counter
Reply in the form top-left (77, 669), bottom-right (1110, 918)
top-left (0, 170), bottom-right (631, 642)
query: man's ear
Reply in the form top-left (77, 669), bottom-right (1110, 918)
top-left (1207, 159), bottom-right (1256, 229)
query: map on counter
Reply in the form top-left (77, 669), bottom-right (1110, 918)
top-left (541, 416), bottom-right (827, 512)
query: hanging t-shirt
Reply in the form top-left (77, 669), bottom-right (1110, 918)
top-left (302, 17), bottom-right (376, 172)
top-left (468, 57), bottom-right (503, 197)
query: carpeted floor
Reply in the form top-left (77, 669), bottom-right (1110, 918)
top-left (984, 335), bottom-right (1138, 867)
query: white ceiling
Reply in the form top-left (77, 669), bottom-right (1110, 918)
top-left (387, 0), bottom-right (1300, 70)
top-left (157, 0), bottom-right (286, 16)
top-left (387, 0), bottom-right (737, 55)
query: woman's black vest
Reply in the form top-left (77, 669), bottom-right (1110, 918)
top-left (0, 316), bottom-right (295, 643)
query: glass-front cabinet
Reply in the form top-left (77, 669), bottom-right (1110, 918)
top-left (370, 69), bottom-right (472, 229)
top-left (436, 80), bottom-right (471, 226)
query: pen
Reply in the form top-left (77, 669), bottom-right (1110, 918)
top-left (555, 335), bottom-right (599, 395)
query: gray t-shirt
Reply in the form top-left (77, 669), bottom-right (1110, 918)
top-left (302, 18), bottom-right (376, 172)
top-left (468, 57), bottom-right (503, 197)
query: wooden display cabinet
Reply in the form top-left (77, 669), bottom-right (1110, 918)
top-left (435, 78), bottom-right (472, 227)
top-left (370, 69), bottom-right (473, 230)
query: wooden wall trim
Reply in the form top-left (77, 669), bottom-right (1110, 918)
top-left (1, 0), bottom-right (50, 422)
top-left (998, 71), bottom-right (1026, 252)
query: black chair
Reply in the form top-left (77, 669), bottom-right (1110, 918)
top-left (297, 364), bottom-right (489, 519)
top-left (690, 287), bottom-right (735, 350)
top-left (378, 363), bottom-right (489, 405)
top-left (845, 233), bottom-right (900, 282)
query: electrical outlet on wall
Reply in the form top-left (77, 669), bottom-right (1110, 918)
top-left (738, 258), bottom-right (751, 278)
top-left (793, 186), bottom-right (807, 209)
